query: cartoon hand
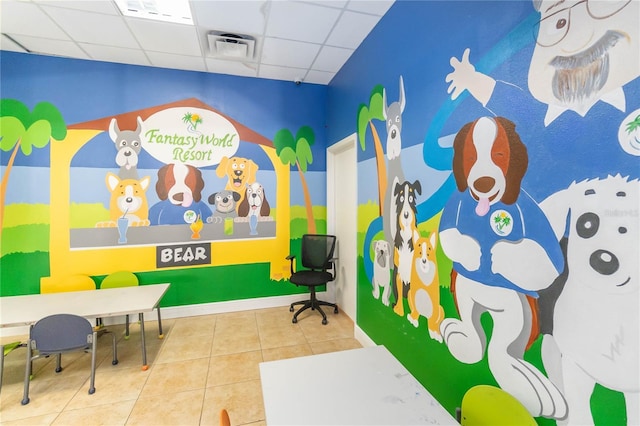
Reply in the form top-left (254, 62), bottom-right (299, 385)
top-left (491, 239), bottom-right (560, 290)
top-left (445, 48), bottom-right (496, 106)
top-left (440, 228), bottom-right (482, 271)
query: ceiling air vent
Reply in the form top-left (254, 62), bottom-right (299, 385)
top-left (207, 31), bottom-right (256, 61)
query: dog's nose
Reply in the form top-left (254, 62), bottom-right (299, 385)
top-left (222, 197), bottom-right (229, 203)
top-left (234, 170), bottom-right (242, 176)
top-left (124, 150), bottom-right (131, 157)
top-left (125, 197), bottom-right (133, 203)
top-left (252, 193), bottom-right (256, 198)
top-left (391, 129), bottom-right (396, 139)
top-left (473, 176), bottom-right (495, 193)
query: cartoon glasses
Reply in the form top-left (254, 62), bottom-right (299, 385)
top-left (533, 0), bottom-right (631, 47)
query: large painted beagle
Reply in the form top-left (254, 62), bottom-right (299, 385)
top-left (438, 116), bottom-right (567, 419)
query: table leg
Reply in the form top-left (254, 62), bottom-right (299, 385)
top-left (157, 308), bottom-right (164, 339)
top-left (0, 344), bottom-right (5, 393)
top-left (139, 313), bottom-right (148, 371)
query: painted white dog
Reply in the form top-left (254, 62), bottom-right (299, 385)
top-left (372, 240), bottom-right (392, 305)
top-left (540, 175), bottom-right (639, 426)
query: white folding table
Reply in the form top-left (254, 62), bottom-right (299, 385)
top-left (0, 283), bottom-right (170, 389)
top-left (259, 345), bottom-right (458, 425)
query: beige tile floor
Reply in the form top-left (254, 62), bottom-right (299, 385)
top-left (0, 306), bottom-right (361, 425)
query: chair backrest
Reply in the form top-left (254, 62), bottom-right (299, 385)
top-left (219, 408), bottom-right (231, 426)
top-left (460, 385), bottom-right (536, 426)
top-left (41, 274), bottom-right (96, 293)
top-left (30, 314), bottom-right (93, 354)
top-left (300, 234), bottom-right (336, 270)
top-left (101, 271), bottom-right (139, 289)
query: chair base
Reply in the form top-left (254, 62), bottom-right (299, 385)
top-left (290, 287), bottom-right (338, 325)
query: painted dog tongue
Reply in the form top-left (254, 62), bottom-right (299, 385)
top-left (475, 196), bottom-right (490, 216)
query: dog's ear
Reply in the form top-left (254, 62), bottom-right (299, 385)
top-left (232, 191), bottom-right (241, 202)
top-left (189, 166), bottom-right (205, 202)
top-left (139, 176), bottom-right (150, 191)
top-left (238, 194), bottom-right (249, 217)
top-left (394, 180), bottom-right (403, 196)
top-left (156, 165), bottom-right (170, 200)
top-left (429, 231), bottom-right (437, 248)
top-left (108, 118), bottom-right (119, 143)
top-left (260, 190), bottom-right (270, 216)
top-left (208, 193), bottom-right (218, 205)
top-left (106, 172), bottom-right (120, 191)
top-left (496, 117), bottom-right (527, 205)
top-left (246, 160), bottom-right (258, 183)
top-left (412, 180), bottom-right (422, 196)
top-left (452, 121), bottom-right (474, 192)
top-left (134, 116), bottom-right (144, 137)
top-left (216, 156), bottom-right (229, 178)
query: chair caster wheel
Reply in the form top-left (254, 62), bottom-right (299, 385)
top-left (88, 388), bottom-right (95, 395)
top-left (322, 318), bottom-right (328, 325)
top-left (289, 306), bottom-right (294, 312)
top-left (334, 307), bottom-right (339, 314)
top-left (55, 367), bottom-right (62, 373)
top-left (292, 317), bottom-right (298, 324)
top-left (112, 360), bottom-right (119, 365)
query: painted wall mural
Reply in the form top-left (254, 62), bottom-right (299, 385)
top-left (327, 1), bottom-right (638, 425)
top-left (1, 55), bottom-right (328, 303)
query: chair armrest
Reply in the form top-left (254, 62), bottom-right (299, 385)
top-left (286, 255), bottom-right (296, 276)
top-left (327, 257), bottom-right (338, 281)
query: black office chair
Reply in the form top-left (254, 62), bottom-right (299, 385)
top-left (287, 234), bottom-right (339, 325)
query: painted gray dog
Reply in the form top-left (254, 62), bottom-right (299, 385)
top-left (109, 116), bottom-right (143, 180)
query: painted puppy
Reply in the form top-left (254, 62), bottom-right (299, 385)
top-left (109, 117), bottom-right (143, 180)
top-left (392, 177), bottom-right (421, 316)
top-left (372, 239), bottom-right (392, 306)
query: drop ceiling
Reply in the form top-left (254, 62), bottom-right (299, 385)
top-left (0, 0), bottom-right (395, 85)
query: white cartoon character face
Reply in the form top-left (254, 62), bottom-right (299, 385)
top-left (528, 0), bottom-right (639, 113)
top-left (566, 175), bottom-right (638, 294)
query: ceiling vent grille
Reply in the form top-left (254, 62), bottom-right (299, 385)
top-left (207, 31), bottom-right (256, 61)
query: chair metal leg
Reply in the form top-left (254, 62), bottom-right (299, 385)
top-left (290, 287), bottom-right (338, 325)
top-left (88, 331), bottom-right (97, 394)
top-left (21, 340), bottom-right (33, 405)
top-left (55, 353), bottom-right (62, 373)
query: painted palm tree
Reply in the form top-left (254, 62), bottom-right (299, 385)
top-left (274, 126), bottom-right (316, 234)
top-left (357, 84), bottom-right (386, 216)
top-left (0, 99), bottom-right (66, 233)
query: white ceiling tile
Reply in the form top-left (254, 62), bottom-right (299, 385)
top-left (0, 0), bottom-right (393, 85)
top-left (258, 63), bottom-right (307, 83)
top-left (261, 37), bottom-right (320, 68)
top-left (9, 35), bottom-right (90, 59)
top-left (127, 19), bottom-right (201, 55)
top-left (79, 43), bottom-right (151, 67)
top-left (205, 57), bottom-right (259, 78)
top-left (266, 1), bottom-right (341, 43)
top-left (192, 1), bottom-right (268, 36)
top-left (147, 51), bottom-right (206, 72)
top-left (326, 10), bottom-right (379, 48)
top-left (305, 69), bottom-right (335, 85)
top-left (312, 45), bottom-right (353, 72)
top-left (1, 35), bottom-right (27, 52)
top-left (306, 1), bottom-right (348, 9)
top-left (346, 0), bottom-right (394, 16)
top-left (41, 5), bottom-right (138, 48)
top-left (1, 1), bottom-right (69, 40)
top-left (32, 0), bottom-right (120, 15)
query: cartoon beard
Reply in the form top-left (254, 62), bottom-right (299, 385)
top-left (550, 30), bottom-right (622, 105)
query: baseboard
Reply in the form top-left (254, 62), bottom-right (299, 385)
top-left (354, 325), bottom-right (376, 347)
top-left (0, 292), bottom-right (328, 337)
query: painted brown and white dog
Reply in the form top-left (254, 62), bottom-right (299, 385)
top-left (148, 163), bottom-right (212, 225)
top-left (96, 172), bottom-right (150, 227)
top-left (438, 116), bottom-right (567, 419)
top-left (238, 182), bottom-right (271, 220)
top-left (392, 177), bottom-right (421, 317)
top-left (216, 156), bottom-right (258, 212)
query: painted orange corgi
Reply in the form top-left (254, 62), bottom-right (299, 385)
top-left (407, 232), bottom-right (444, 342)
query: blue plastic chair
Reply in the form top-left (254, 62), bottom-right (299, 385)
top-left (21, 314), bottom-right (118, 405)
